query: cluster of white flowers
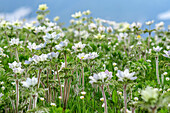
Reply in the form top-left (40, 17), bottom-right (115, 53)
top-left (155, 22), bottom-right (164, 30)
top-left (89, 70), bottom-right (112, 84)
top-left (25, 52), bottom-right (59, 64)
top-left (21, 77), bottom-right (38, 88)
top-left (30, 42), bottom-right (46, 51)
top-left (77, 52), bottom-right (99, 60)
top-left (8, 61), bottom-right (24, 74)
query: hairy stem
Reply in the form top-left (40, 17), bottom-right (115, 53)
top-left (101, 84), bottom-right (108, 113)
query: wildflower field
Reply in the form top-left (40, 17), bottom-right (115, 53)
top-left (0, 4), bottom-right (170, 113)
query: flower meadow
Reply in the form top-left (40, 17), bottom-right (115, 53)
top-left (0, 4), bottom-right (170, 113)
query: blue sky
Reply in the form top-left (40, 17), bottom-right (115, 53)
top-left (0, 0), bottom-right (170, 27)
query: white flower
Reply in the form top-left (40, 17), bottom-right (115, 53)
top-left (81, 91), bottom-right (86, 95)
top-left (77, 53), bottom-right (88, 60)
top-left (88, 23), bottom-right (97, 31)
top-left (80, 96), bottom-right (84, 99)
top-left (38, 4), bottom-right (48, 10)
top-left (43, 32), bottom-right (60, 43)
top-left (1, 86), bottom-right (5, 90)
top-left (117, 33), bottom-right (128, 42)
top-left (61, 85), bottom-right (64, 87)
top-left (47, 52), bottom-right (59, 59)
top-left (102, 103), bottom-right (105, 107)
top-left (145, 20), bottom-right (154, 25)
top-left (153, 46), bottom-right (162, 52)
top-left (13, 67), bottom-right (24, 74)
top-left (50, 103), bottom-right (56, 106)
top-left (21, 77), bottom-right (38, 88)
top-left (118, 91), bottom-right (122, 95)
top-left (9, 38), bottom-right (23, 46)
top-left (146, 60), bottom-right (151, 62)
top-left (134, 97), bottom-right (138, 101)
top-left (141, 86), bottom-right (158, 102)
top-left (166, 77), bottom-right (169, 81)
top-left (100, 98), bottom-right (104, 101)
top-left (87, 52), bottom-right (99, 59)
top-left (72, 42), bottom-right (86, 52)
top-left (40, 97), bottom-right (44, 101)
top-left (71, 11), bottom-right (82, 18)
top-left (163, 72), bottom-right (168, 76)
top-left (98, 26), bottom-right (105, 33)
top-left (82, 10), bottom-right (91, 15)
top-left (0, 81), bottom-right (4, 85)
top-left (0, 93), bottom-right (4, 98)
top-left (94, 34), bottom-right (105, 39)
top-left (58, 96), bottom-right (62, 99)
top-left (24, 23), bottom-right (35, 30)
top-left (155, 22), bottom-right (164, 30)
top-left (167, 88), bottom-right (170, 92)
top-left (107, 26), bottom-right (113, 33)
top-left (163, 50), bottom-right (170, 58)
top-left (116, 69), bottom-right (137, 81)
top-left (112, 63), bottom-right (117, 66)
top-left (114, 67), bottom-right (118, 71)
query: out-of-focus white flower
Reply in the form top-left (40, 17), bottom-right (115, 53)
top-left (55, 39), bottom-right (69, 50)
top-left (107, 26), bottom-right (113, 33)
top-left (153, 46), bottom-right (162, 52)
top-left (166, 77), bottom-right (169, 81)
top-left (21, 77), bottom-right (38, 88)
top-left (40, 97), bottom-right (44, 101)
top-left (163, 72), bottom-right (168, 76)
top-left (77, 53), bottom-right (88, 60)
top-left (43, 32), bottom-right (60, 43)
top-left (9, 38), bottom-right (23, 46)
top-left (145, 20), bottom-right (154, 25)
top-left (0, 93), bottom-right (3, 98)
top-left (61, 85), bottom-right (64, 87)
top-left (1, 86), bottom-right (5, 90)
top-left (87, 52), bottom-right (99, 59)
top-left (53, 16), bottom-right (60, 21)
top-left (116, 69), bottom-right (137, 81)
top-left (167, 88), bottom-right (170, 92)
top-left (117, 91), bottom-right (122, 95)
top-left (155, 22), bottom-right (164, 30)
top-left (58, 96), bottom-right (62, 99)
top-left (71, 11), bottom-right (82, 18)
top-left (72, 42), bottom-right (86, 52)
top-left (13, 67), bottom-right (24, 74)
top-left (88, 23), bottom-right (97, 31)
top-left (100, 97), bottom-right (104, 101)
top-left (117, 33), bottom-right (128, 42)
top-left (134, 97), bottom-right (138, 101)
top-left (81, 91), bottom-right (86, 95)
top-left (38, 4), bottom-right (48, 11)
top-left (80, 96), bottom-right (84, 99)
top-left (141, 86), bottom-right (158, 102)
top-left (146, 60), bottom-right (151, 62)
top-left (114, 67), bottom-right (118, 71)
top-left (24, 23), bottom-right (35, 30)
top-left (163, 50), bottom-right (170, 58)
top-left (89, 70), bottom-right (112, 84)
top-left (50, 103), bottom-right (56, 106)
top-left (47, 52), bottom-right (59, 59)
top-left (98, 26), bottom-right (105, 33)
top-left (102, 103), bottom-right (105, 107)
top-left (94, 34), bottom-right (105, 39)
top-left (83, 10), bottom-right (91, 15)
top-left (0, 81), bottom-right (4, 85)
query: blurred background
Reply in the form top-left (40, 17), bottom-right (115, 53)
top-left (0, 0), bottom-right (169, 27)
